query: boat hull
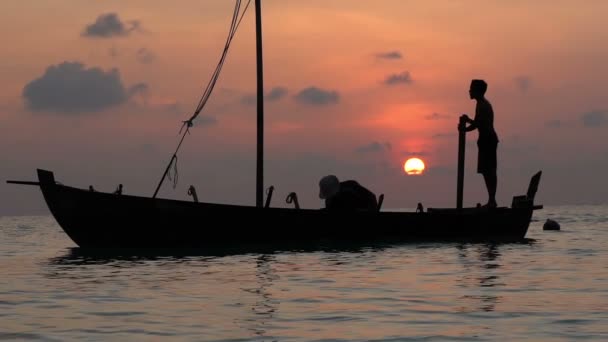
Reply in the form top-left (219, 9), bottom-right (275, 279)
top-left (36, 169), bottom-right (534, 248)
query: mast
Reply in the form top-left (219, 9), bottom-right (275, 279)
top-left (457, 115), bottom-right (466, 209)
top-left (255, 0), bottom-right (264, 208)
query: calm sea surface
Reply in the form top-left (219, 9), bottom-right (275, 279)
top-left (1, 205), bottom-right (607, 341)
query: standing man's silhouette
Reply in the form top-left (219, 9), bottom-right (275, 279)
top-left (461, 79), bottom-right (499, 208)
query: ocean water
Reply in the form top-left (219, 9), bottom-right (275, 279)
top-left (1, 205), bottom-right (607, 341)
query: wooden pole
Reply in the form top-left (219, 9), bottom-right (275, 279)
top-left (457, 115), bottom-right (467, 209)
top-left (255, 0), bottom-right (264, 208)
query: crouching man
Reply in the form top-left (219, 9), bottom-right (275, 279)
top-left (318, 175), bottom-right (377, 211)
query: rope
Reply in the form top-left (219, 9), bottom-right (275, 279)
top-left (154, 1), bottom-right (251, 196)
top-left (189, 0), bottom-right (251, 122)
top-left (167, 155), bottom-right (179, 189)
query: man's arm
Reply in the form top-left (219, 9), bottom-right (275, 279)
top-left (460, 114), bottom-right (477, 132)
top-left (465, 121), bottom-right (477, 132)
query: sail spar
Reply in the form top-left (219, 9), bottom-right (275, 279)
top-left (153, 0), bottom-right (252, 198)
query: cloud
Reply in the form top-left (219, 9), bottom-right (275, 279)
top-left (425, 112), bottom-right (451, 120)
top-left (136, 48), bottom-right (156, 64)
top-left (294, 87), bottom-right (340, 106)
top-left (240, 95), bottom-right (255, 105)
top-left (160, 102), bottom-right (181, 115)
top-left (402, 151), bottom-right (429, 156)
top-left (193, 116), bottom-right (218, 126)
top-left (384, 71), bottom-right (413, 85)
top-left (109, 46), bottom-right (119, 58)
top-left (82, 13), bottom-right (141, 38)
top-left (142, 97), bottom-right (181, 114)
top-left (241, 86), bottom-right (288, 105)
top-left (545, 119), bottom-right (562, 128)
top-left (127, 82), bottom-right (150, 105)
top-left (356, 141), bottom-right (392, 153)
top-left (514, 76), bottom-right (532, 92)
top-left (432, 133), bottom-right (456, 139)
top-left (267, 87), bottom-right (288, 101)
top-left (581, 110), bottom-right (608, 127)
top-left (376, 51), bottom-right (403, 60)
top-left (22, 61), bottom-right (130, 113)
top-left (128, 82), bottom-right (149, 97)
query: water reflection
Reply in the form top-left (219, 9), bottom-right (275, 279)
top-left (43, 248), bottom-right (223, 285)
top-left (46, 238), bottom-right (534, 266)
top-left (46, 242), bottom-right (397, 267)
top-left (47, 248), bottom-right (218, 266)
top-left (45, 241), bottom-right (532, 317)
top-left (457, 243), bottom-right (504, 313)
top-left (236, 254), bottom-right (280, 339)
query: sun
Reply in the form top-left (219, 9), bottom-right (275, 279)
top-left (404, 158), bottom-right (426, 175)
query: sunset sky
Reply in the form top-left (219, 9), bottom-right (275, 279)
top-left (1, 1), bottom-right (607, 215)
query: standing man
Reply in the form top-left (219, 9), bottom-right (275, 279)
top-left (461, 79), bottom-right (499, 208)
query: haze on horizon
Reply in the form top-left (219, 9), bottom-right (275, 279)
top-left (1, 1), bottom-right (607, 216)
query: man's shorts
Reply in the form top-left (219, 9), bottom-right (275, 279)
top-left (477, 140), bottom-right (498, 174)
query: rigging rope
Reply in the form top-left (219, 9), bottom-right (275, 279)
top-left (153, 0), bottom-right (251, 198)
top-left (185, 0), bottom-right (252, 127)
top-left (167, 155), bottom-right (179, 189)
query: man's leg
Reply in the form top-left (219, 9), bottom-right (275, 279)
top-left (482, 170), bottom-right (497, 207)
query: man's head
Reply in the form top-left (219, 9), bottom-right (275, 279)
top-left (469, 79), bottom-right (487, 99)
top-left (319, 175), bottom-right (340, 199)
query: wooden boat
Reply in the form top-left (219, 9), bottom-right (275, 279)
top-left (7, 1), bottom-right (543, 248)
top-left (5, 168), bottom-right (542, 248)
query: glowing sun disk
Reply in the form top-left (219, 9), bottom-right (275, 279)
top-left (404, 158), bottom-right (425, 175)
